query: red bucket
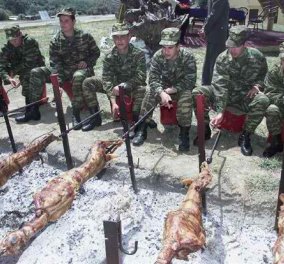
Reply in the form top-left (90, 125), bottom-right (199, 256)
top-left (160, 101), bottom-right (178, 125)
top-left (218, 110), bottom-right (246, 133)
top-left (115, 95), bottom-right (134, 122)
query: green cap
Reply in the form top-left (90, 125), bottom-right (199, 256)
top-left (4, 25), bottom-right (20, 40)
top-left (57, 7), bottom-right (76, 17)
top-left (279, 42), bottom-right (284, 59)
top-left (111, 23), bottom-right (129, 36)
top-left (226, 26), bottom-right (249, 48)
top-left (159, 27), bottom-right (180, 46)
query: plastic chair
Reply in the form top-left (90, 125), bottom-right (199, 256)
top-left (217, 109), bottom-right (246, 133)
top-left (247, 9), bottom-right (266, 30)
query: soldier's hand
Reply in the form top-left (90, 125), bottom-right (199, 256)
top-left (246, 85), bottom-right (260, 98)
top-left (77, 61), bottom-right (87, 69)
top-left (210, 113), bottom-right (224, 128)
top-left (112, 103), bottom-right (120, 119)
top-left (160, 91), bottom-right (173, 109)
top-left (164, 87), bottom-right (177, 94)
top-left (8, 77), bottom-right (20, 88)
top-left (112, 86), bottom-right (120, 96)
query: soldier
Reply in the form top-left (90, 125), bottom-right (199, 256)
top-left (133, 27), bottom-right (197, 151)
top-left (16, 7), bottom-right (100, 126)
top-left (199, 0), bottom-right (229, 85)
top-left (81, 23), bottom-right (146, 132)
top-left (263, 42), bottom-right (284, 157)
top-left (0, 25), bottom-right (45, 121)
top-left (192, 26), bottom-right (269, 156)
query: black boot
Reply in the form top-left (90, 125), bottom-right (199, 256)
top-left (82, 106), bottom-right (102, 132)
top-left (132, 122), bottom-right (148, 146)
top-left (238, 131), bottom-right (253, 156)
top-left (179, 126), bottom-right (190, 151)
top-left (15, 104), bottom-right (41, 123)
top-left (148, 119), bottom-right (157, 129)
top-left (129, 112), bottom-right (139, 139)
top-left (263, 134), bottom-right (283, 158)
top-left (72, 108), bottom-right (82, 130)
top-left (193, 123), bottom-right (211, 146)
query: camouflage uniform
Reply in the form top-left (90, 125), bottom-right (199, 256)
top-left (141, 46), bottom-right (196, 127)
top-left (193, 27), bottom-right (269, 134)
top-left (0, 25), bottom-right (44, 98)
top-left (133, 27), bottom-right (197, 151)
top-left (82, 24), bottom-right (146, 115)
top-left (48, 28), bottom-right (100, 109)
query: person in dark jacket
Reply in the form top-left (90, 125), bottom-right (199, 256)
top-left (199, 0), bottom-right (229, 85)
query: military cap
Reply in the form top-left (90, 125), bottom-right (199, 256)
top-left (159, 27), bottom-right (180, 46)
top-left (226, 26), bottom-right (249, 48)
top-left (111, 23), bottom-right (129, 36)
top-left (4, 25), bottom-right (20, 40)
top-left (279, 42), bottom-right (284, 59)
top-left (57, 7), bottom-right (76, 17)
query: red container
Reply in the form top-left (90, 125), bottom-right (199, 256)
top-left (62, 81), bottom-right (73, 100)
top-left (218, 110), bottom-right (246, 133)
top-left (115, 95), bottom-right (134, 122)
top-left (0, 86), bottom-right (10, 106)
top-left (160, 101), bottom-right (178, 125)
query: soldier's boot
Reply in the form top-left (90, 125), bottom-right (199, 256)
top-left (238, 131), bottom-right (253, 156)
top-left (82, 106), bottom-right (102, 132)
top-left (129, 112), bottom-right (139, 139)
top-left (193, 123), bottom-right (211, 146)
top-left (72, 107), bottom-right (82, 130)
top-left (263, 134), bottom-right (283, 158)
top-left (132, 122), bottom-right (148, 146)
top-left (15, 97), bottom-right (41, 123)
top-left (148, 119), bottom-right (157, 129)
top-left (178, 126), bottom-right (190, 152)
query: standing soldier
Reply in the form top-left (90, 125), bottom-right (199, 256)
top-left (263, 42), bottom-right (284, 157)
top-left (0, 25), bottom-right (45, 121)
top-left (199, 0), bottom-right (229, 85)
top-left (16, 7), bottom-right (100, 126)
top-left (81, 23), bottom-right (146, 132)
top-left (192, 26), bottom-right (269, 156)
top-left (133, 27), bottom-right (197, 151)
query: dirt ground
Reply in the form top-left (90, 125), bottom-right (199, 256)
top-left (0, 78), bottom-right (282, 264)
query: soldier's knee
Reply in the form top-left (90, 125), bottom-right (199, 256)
top-left (266, 104), bottom-right (280, 116)
top-left (255, 93), bottom-right (269, 107)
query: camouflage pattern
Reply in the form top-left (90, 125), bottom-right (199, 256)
top-left (226, 26), bottom-right (249, 48)
top-left (264, 63), bottom-right (284, 135)
top-left (49, 28), bottom-right (100, 108)
top-left (193, 47), bottom-right (269, 132)
top-left (141, 47), bottom-right (197, 127)
top-left (0, 34), bottom-right (45, 97)
top-left (82, 76), bottom-right (146, 113)
top-left (4, 25), bottom-right (20, 40)
top-left (159, 27), bottom-right (180, 46)
top-left (111, 23), bottom-right (130, 36)
top-left (101, 43), bottom-right (147, 113)
top-left (57, 7), bottom-right (76, 17)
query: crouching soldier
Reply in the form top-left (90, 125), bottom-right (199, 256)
top-left (133, 27), bottom-right (197, 151)
top-left (81, 23), bottom-right (146, 132)
top-left (192, 26), bottom-right (269, 156)
top-left (0, 25), bottom-right (45, 122)
top-left (16, 8), bottom-right (100, 125)
top-left (263, 42), bottom-right (284, 157)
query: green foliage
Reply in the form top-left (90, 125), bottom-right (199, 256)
top-left (0, 0), bottom-right (118, 16)
top-left (0, 8), bottom-right (9, 20)
top-left (259, 157), bottom-right (281, 171)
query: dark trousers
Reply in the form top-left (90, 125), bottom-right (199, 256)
top-left (202, 41), bottom-right (226, 85)
top-left (175, 4), bottom-right (190, 43)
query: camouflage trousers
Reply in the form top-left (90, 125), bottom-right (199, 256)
top-left (82, 76), bottom-right (146, 114)
top-left (19, 71), bottom-right (32, 97)
top-left (192, 85), bottom-right (270, 133)
top-left (265, 104), bottom-right (284, 135)
top-left (29, 66), bottom-right (92, 108)
top-left (140, 88), bottom-right (193, 127)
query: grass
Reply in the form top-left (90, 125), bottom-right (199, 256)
top-left (259, 157), bottom-right (282, 171)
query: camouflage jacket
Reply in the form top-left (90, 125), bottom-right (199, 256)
top-left (264, 63), bottom-right (284, 107)
top-left (102, 43), bottom-right (146, 98)
top-left (50, 29), bottom-right (100, 84)
top-left (212, 47), bottom-right (268, 112)
top-left (0, 34), bottom-right (45, 82)
top-left (148, 47), bottom-right (197, 94)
